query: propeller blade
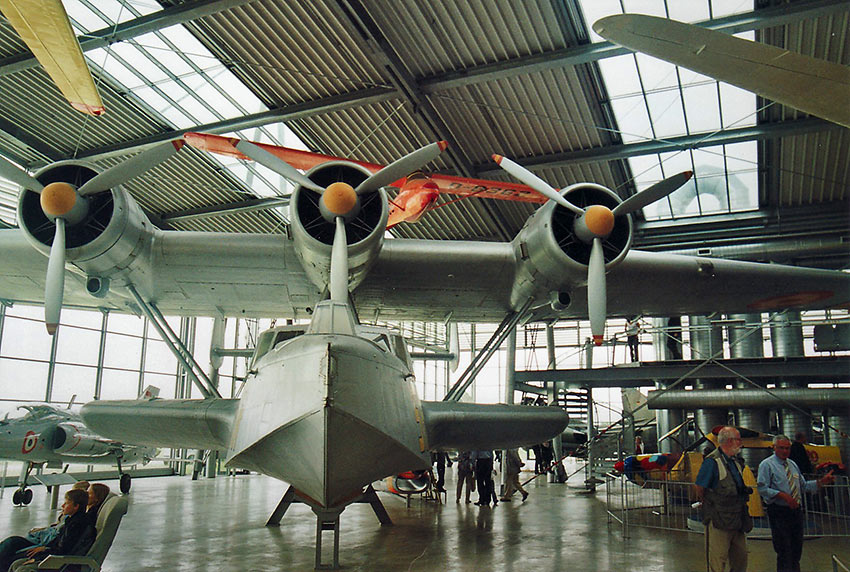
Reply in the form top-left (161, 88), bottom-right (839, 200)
top-left (492, 155), bottom-right (584, 216)
top-left (612, 171), bottom-right (693, 216)
top-left (329, 217), bottom-right (349, 303)
top-left (78, 141), bottom-right (185, 196)
top-left (44, 218), bottom-right (66, 335)
top-left (355, 141), bottom-right (447, 194)
top-left (0, 0), bottom-right (104, 115)
top-left (0, 155), bottom-right (43, 193)
top-left (235, 140), bottom-right (325, 194)
top-left (587, 237), bottom-right (607, 346)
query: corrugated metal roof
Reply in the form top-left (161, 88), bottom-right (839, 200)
top-left (761, 8), bottom-right (850, 209)
top-left (0, 1), bottom-right (846, 251)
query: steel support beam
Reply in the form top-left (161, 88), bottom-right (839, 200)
top-left (514, 356), bottom-right (850, 388)
top-left (334, 0), bottom-right (513, 240)
top-left (161, 197), bottom-right (290, 224)
top-left (47, 0), bottom-right (844, 168)
top-left (418, 0), bottom-right (848, 92)
top-left (444, 298), bottom-right (534, 402)
top-left (474, 118), bottom-right (839, 177)
top-left (75, 88), bottom-right (397, 163)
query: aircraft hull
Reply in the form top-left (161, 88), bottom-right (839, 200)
top-left (227, 333), bottom-right (429, 508)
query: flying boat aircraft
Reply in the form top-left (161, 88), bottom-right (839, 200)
top-left (74, 151), bottom-right (570, 563)
top-left (0, 389), bottom-right (158, 505)
top-left (0, 5), bottom-right (847, 567)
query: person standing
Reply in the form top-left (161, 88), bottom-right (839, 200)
top-left (626, 317), bottom-right (640, 362)
top-left (666, 316), bottom-right (683, 359)
top-left (431, 452), bottom-right (451, 493)
top-left (757, 435), bottom-right (834, 572)
top-left (472, 450), bottom-right (494, 506)
top-left (456, 451), bottom-right (476, 503)
top-left (694, 426), bottom-right (752, 572)
top-left (788, 431), bottom-right (813, 476)
top-left (499, 448), bottom-right (528, 502)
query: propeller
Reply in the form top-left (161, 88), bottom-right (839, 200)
top-left (1, 141), bottom-right (185, 334)
top-left (492, 154), bottom-right (692, 344)
top-left (0, 155), bottom-right (44, 192)
top-left (354, 141), bottom-right (447, 195)
top-left (233, 139), bottom-right (448, 224)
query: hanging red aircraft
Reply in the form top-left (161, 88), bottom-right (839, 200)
top-left (183, 132), bottom-right (547, 228)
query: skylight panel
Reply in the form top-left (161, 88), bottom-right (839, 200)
top-left (598, 55), bottom-right (642, 98)
top-left (645, 90), bottom-right (686, 137)
top-left (579, 0), bottom-right (760, 220)
top-left (64, 0), bottom-right (111, 32)
top-left (609, 96), bottom-right (652, 143)
top-left (627, 154), bottom-right (664, 183)
top-left (719, 83), bottom-right (757, 129)
top-left (682, 83), bottom-right (721, 133)
top-left (711, 0), bottom-right (754, 19)
top-left (635, 54), bottom-right (679, 92)
top-left (64, 0), bottom-right (307, 210)
top-left (621, 0), bottom-right (666, 18)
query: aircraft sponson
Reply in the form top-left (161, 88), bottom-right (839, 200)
top-left (420, 402), bottom-right (568, 450)
top-left (81, 398), bottom-right (239, 450)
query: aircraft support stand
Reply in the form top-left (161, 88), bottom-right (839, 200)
top-left (266, 485), bottom-right (392, 569)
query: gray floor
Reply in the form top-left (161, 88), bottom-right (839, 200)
top-left (0, 464), bottom-right (847, 571)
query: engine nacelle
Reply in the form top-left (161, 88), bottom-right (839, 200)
top-left (289, 161), bottom-right (388, 293)
top-left (17, 161), bottom-right (156, 295)
top-left (510, 183), bottom-right (632, 310)
top-left (52, 422), bottom-right (115, 457)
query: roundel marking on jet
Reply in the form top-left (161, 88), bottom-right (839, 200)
top-left (22, 431), bottom-right (38, 454)
top-left (747, 291), bottom-right (833, 311)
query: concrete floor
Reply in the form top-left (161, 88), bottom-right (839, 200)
top-left (0, 463), bottom-right (848, 571)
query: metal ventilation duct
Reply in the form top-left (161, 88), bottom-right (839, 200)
top-left (647, 388), bottom-right (850, 409)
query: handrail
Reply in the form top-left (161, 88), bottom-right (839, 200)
top-left (834, 554), bottom-right (849, 572)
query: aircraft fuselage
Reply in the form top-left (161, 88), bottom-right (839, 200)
top-left (226, 328), bottom-right (430, 508)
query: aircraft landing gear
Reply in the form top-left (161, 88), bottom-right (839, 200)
top-left (117, 457), bottom-right (131, 494)
top-left (120, 473), bottom-right (131, 494)
top-left (12, 487), bottom-right (33, 506)
top-left (13, 463), bottom-right (36, 506)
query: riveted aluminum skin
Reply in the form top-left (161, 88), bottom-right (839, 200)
top-left (227, 331), bottom-right (428, 508)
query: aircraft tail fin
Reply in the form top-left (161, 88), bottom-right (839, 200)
top-left (138, 386), bottom-right (160, 400)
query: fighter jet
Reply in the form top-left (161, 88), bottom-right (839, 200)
top-left (0, 392), bottom-right (157, 505)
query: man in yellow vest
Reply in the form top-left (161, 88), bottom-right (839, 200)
top-left (695, 426), bottom-right (752, 572)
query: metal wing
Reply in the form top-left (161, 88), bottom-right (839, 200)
top-left (594, 14), bottom-right (850, 128)
top-left (1, 227), bottom-right (848, 321)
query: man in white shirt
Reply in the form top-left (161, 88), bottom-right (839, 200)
top-left (757, 435), bottom-right (834, 572)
